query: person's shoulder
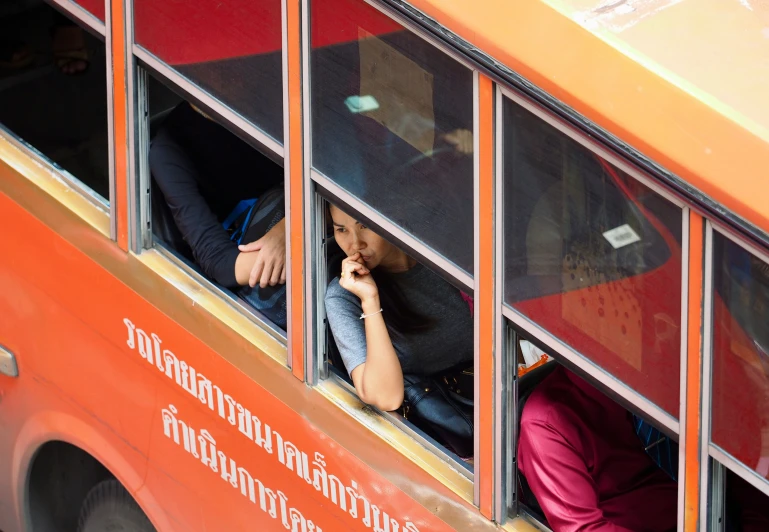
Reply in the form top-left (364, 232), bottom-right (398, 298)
top-left (324, 278), bottom-right (362, 322)
top-left (520, 367), bottom-right (575, 427)
top-left (325, 277), bottom-right (344, 298)
top-left (149, 104), bottom-right (190, 152)
top-left (324, 277), bottom-right (357, 304)
top-left (401, 263), bottom-right (447, 290)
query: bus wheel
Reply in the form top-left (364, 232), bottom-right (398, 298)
top-left (77, 479), bottom-right (155, 532)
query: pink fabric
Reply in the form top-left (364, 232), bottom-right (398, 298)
top-left (518, 366), bottom-right (677, 532)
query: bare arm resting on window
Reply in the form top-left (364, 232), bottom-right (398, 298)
top-left (336, 253), bottom-right (404, 411)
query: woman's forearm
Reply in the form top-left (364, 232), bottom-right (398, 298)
top-left (234, 251), bottom-right (257, 286)
top-left (356, 296), bottom-right (404, 411)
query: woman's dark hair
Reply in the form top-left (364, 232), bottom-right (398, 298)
top-left (326, 203), bottom-right (434, 335)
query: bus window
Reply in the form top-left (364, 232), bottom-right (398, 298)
top-left (73, 0), bottom-right (104, 22)
top-left (502, 97), bottom-right (683, 417)
top-left (512, 333), bottom-right (678, 529)
top-left (0, 2), bottom-right (108, 199)
top-left (311, 0), bottom-right (475, 274)
top-left (322, 200), bottom-right (475, 461)
top-left (712, 233), bottom-right (769, 483)
top-left (147, 75), bottom-right (287, 332)
top-left (134, 0), bottom-right (283, 143)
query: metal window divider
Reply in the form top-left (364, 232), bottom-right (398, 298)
top-left (283, 0), bottom-right (306, 379)
top-left (699, 220), bottom-right (716, 529)
top-left (107, 0), bottom-right (130, 249)
top-left (474, 70), bottom-right (495, 516)
top-left (300, 0), bottom-right (318, 385)
top-left (493, 84), bottom-right (509, 521)
top-left (124, 0), bottom-right (148, 254)
top-left (676, 206), bottom-right (691, 531)
top-left (681, 210), bottom-right (705, 531)
top-left (709, 459), bottom-right (726, 531)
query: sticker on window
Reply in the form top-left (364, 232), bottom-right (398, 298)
top-left (344, 95), bottom-right (380, 114)
top-left (603, 224), bottom-right (641, 249)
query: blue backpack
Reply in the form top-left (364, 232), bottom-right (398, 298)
top-left (222, 186), bottom-right (287, 331)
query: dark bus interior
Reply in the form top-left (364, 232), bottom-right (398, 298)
top-left (0, 0), bottom-right (107, 198)
top-left (146, 72), bottom-right (289, 334)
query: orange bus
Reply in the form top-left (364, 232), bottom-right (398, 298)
top-left (0, 0), bottom-right (768, 530)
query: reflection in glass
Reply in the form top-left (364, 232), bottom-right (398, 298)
top-left (712, 234), bottom-right (769, 482)
top-left (74, 0), bottom-right (105, 22)
top-left (311, 0), bottom-right (474, 274)
top-left (503, 99), bottom-right (682, 416)
top-left (134, 0), bottom-right (283, 142)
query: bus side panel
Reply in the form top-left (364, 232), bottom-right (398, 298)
top-left (0, 266), bottom-right (155, 530)
top-left (0, 191), bottom-right (455, 531)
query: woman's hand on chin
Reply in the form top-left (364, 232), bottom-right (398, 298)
top-left (339, 252), bottom-right (379, 302)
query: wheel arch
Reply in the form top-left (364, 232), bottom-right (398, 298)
top-left (13, 410), bottom-right (165, 531)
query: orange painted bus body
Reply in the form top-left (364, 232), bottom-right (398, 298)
top-left (3, 0), bottom-right (768, 530)
top-left (0, 165), bottom-right (488, 531)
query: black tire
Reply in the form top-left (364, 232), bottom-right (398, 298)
top-left (77, 479), bottom-right (155, 532)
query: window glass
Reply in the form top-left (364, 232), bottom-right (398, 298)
top-left (712, 234), bottom-right (769, 481)
top-left (74, 0), bottom-right (105, 22)
top-left (134, 0), bottom-right (283, 143)
top-left (0, 3), bottom-right (108, 199)
top-left (147, 75), bottom-right (287, 333)
top-left (503, 98), bottom-right (683, 417)
top-left (311, 0), bottom-right (475, 274)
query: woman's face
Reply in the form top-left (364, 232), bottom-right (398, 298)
top-left (329, 205), bottom-right (402, 271)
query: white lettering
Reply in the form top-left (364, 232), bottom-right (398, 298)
top-left (126, 318), bottom-right (419, 532)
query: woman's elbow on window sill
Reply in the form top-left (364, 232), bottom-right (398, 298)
top-left (359, 391), bottom-right (404, 413)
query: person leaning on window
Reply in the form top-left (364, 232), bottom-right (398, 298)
top-left (149, 102), bottom-right (286, 291)
top-left (518, 365), bottom-right (678, 532)
top-left (323, 204), bottom-right (473, 412)
top-left (518, 363), bottom-right (769, 531)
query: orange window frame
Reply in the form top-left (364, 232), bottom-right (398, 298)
top-left (108, 0), bottom-right (129, 250)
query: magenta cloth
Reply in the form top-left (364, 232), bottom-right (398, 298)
top-left (518, 366), bottom-right (677, 532)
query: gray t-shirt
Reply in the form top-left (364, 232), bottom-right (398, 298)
top-left (324, 264), bottom-right (473, 376)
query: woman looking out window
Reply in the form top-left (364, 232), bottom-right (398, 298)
top-left (324, 204), bottom-right (473, 412)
